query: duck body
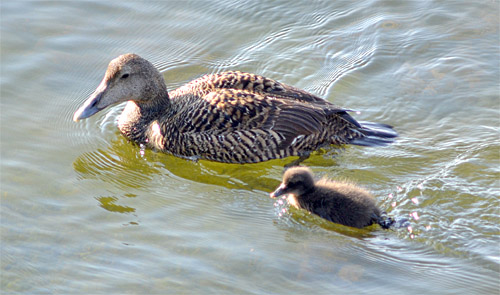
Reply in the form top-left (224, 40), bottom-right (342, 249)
top-left (74, 54), bottom-right (397, 164)
top-left (270, 166), bottom-right (393, 229)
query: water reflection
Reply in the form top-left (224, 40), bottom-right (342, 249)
top-left (96, 194), bottom-right (136, 214)
top-left (278, 210), bottom-right (379, 239)
top-left (73, 136), bottom-right (159, 190)
top-left (72, 133), bottom-right (414, 235)
top-left (73, 133), bottom-right (346, 193)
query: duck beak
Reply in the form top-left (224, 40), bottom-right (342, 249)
top-left (73, 78), bottom-right (110, 122)
top-left (270, 183), bottom-right (287, 198)
top-left (73, 91), bottom-right (103, 122)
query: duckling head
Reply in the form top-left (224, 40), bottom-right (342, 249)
top-left (270, 166), bottom-right (315, 198)
top-left (73, 53), bottom-right (168, 122)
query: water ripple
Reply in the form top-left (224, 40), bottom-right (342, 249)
top-left (3, 0), bottom-right (499, 294)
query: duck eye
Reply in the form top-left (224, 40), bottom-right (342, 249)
top-left (121, 73), bottom-right (130, 79)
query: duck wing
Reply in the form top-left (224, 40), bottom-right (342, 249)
top-left (169, 71), bottom-right (329, 105)
top-left (170, 89), bottom-right (348, 148)
top-left (165, 72), bottom-right (397, 160)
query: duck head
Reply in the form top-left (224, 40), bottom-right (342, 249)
top-left (270, 166), bottom-right (315, 198)
top-left (73, 53), bottom-right (168, 122)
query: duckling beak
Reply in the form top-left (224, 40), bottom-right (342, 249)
top-left (270, 183), bottom-right (287, 198)
top-left (73, 91), bottom-right (103, 122)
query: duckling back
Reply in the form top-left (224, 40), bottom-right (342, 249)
top-left (307, 180), bottom-right (382, 228)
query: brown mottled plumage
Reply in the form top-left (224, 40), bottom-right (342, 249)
top-left (74, 53), bottom-right (397, 164)
top-left (270, 166), bottom-right (393, 229)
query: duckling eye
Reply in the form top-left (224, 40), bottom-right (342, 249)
top-left (121, 73), bottom-right (130, 79)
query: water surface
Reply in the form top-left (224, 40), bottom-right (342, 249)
top-left (1, 1), bottom-right (499, 294)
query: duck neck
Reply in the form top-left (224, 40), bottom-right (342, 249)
top-left (293, 186), bottom-right (316, 210)
top-left (295, 185), bottom-right (315, 201)
top-left (118, 92), bottom-right (173, 143)
top-left (301, 185), bottom-right (316, 196)
top-left (137, 92), bottom-right (172, 117)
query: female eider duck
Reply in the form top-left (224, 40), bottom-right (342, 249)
top-left (270, 166), bottom-right (394, 229)
top-left (73, 53), bottom-right (397, 164)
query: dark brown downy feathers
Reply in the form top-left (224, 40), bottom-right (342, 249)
top-left (270, 166), bottom-right (395, 229)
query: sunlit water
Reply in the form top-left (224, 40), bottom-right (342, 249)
top-left (1, 1), bottom-right (499, 294)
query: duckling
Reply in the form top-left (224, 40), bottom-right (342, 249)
top-left (270, 166), bottom-right (394, 229)
top-left (74, 53), bottom-right (397, 164)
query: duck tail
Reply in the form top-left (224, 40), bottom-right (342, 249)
top-left (377, 214), bottom-right (396, 229)
top-left (351, 121), bottom-right (398, 147)
top-left (377, 212), bottom-right (410, 229)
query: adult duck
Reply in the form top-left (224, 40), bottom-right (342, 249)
top-left (73, 53), bottom-right (397, 164)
